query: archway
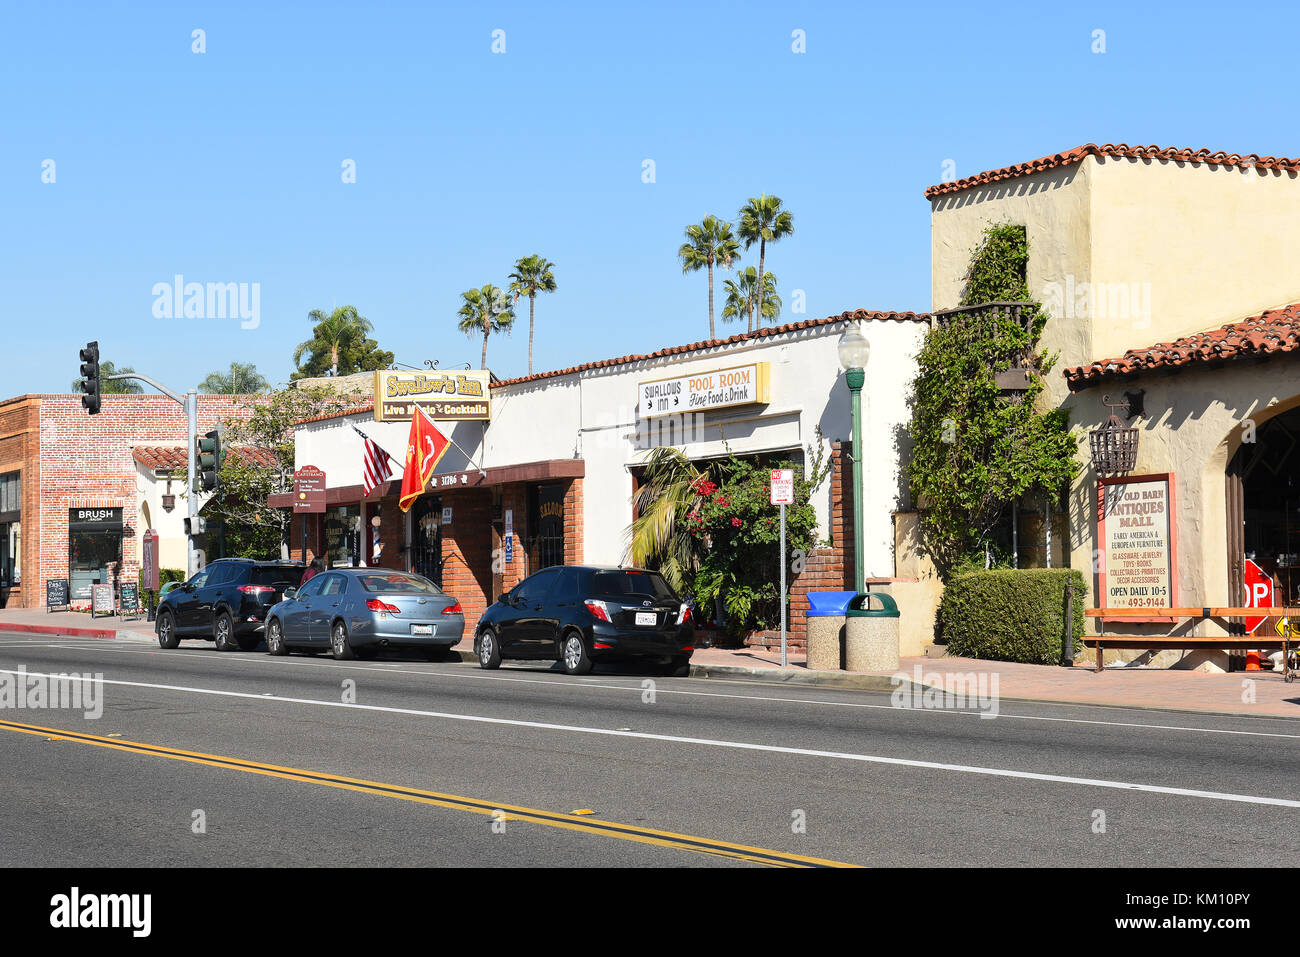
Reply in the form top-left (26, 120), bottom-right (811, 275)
top-left (1225, 403), bottom-right (1300, 633)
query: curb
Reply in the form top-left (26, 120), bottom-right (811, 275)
top-left (688, 661), bottom-right (901, 691)
top-left (0, 622), bottom-right (119, 640)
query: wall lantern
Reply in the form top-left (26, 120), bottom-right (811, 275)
top-left (1089, 392), bottom-right (1144, 475)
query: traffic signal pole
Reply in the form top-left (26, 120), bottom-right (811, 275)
top-left (102, 372), bottom-right (204, 579)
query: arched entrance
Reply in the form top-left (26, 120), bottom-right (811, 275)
top-left (1225, 404), bottom-right (1300, 633)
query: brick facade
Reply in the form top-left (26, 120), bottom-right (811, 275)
top-left (0, 393), bottom-right (252, 609)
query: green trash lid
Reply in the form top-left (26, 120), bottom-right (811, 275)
top-left (845, 592), bottom-right (899, 617)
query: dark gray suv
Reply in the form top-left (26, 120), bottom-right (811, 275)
top-left (155, 560), bottom-right (308, 652)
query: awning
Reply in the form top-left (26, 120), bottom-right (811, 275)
top-left (268, 458), bottom-right (585, 508)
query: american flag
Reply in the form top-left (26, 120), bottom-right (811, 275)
top-left (353, 425), bottom-right (397, 497)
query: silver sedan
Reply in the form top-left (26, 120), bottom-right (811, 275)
top-left (265, 568), bottom-right (464, 661)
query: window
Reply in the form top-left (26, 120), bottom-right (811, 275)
top-left (252, 566), bottom-right (307, 590)
top-left (319, 574), bottom-right (347, 596)
top-left (0, 522), bottom-right (18, 587)
top-left (552, 567), bottom-right (580, 603)
top-left (514, 569), bottom-right (559, 604)
top-left (358, 572), bottom-right (443, 595)
top-left (324, 505), bottom-right (363, 567)
top-left (296, 576), bottom-right (325, 599)
top-left (591, 570), bottom-right (676, 600)
top-left (0, 472), bottom-right (19, 516)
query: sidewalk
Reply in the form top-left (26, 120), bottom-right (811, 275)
top-left (2, 606), bottom-right (1297, 719)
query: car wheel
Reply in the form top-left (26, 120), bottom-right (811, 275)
top-left (214, 611), bottom-right (238, 652)
top-left (266, 620), bottom-right (288, 656)
top-left (562, 633), bottom-right (593, 676)
top-left (477, 629), bottom-right (501, 670)
top-left (157, 611), bottom-right (179, 649)
top-left (331, 621), bottom-right (356, 661)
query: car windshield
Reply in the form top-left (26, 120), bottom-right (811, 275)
top-left (357, 572), bottom-right (444, 595)
top-left (590, 570), bottom-right (676, 601)
top-left (252, 566), bottom-right (307, 589)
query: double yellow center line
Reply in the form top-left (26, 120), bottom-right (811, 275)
top-left (0, 718), bottom-right (858, 868)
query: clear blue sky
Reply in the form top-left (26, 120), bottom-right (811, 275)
top-left (2, 1), bottom-right (1296, 394)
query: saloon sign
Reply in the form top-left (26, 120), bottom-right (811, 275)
top-left (638, 362), bottom-right (770, 418)
top-left (373, 370), bottom-right (491, 422)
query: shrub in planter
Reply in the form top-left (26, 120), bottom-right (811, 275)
top-left (938, 568), bottom-right (1085, 664)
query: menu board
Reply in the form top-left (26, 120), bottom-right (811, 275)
top-left (1099, 475), bottom-right (1176, 614)
top-left (46, 578), bottom-right (69, 610)
top-left (120, 582), bottom-right (140, 615)
top-left (91, 583), bottom-right (114, 618)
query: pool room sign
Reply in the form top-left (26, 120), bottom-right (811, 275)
top-left (638, 362), bottom-right (770, 418)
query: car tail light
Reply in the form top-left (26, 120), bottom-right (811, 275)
top-left (584, 599), bottom-right (612, 622)
top-left (239, 585), bottom-right (274, 597)
top-left (366, 599), bottom-right (401, 613)
top-left (442, 602), bottom-right (462, 615)
top-left (676, 604), bottom-right (691, 625)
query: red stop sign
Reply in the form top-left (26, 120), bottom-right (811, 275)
top-left (1243, 559), bottom-right (1274, 634)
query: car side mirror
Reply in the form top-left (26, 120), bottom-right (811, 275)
top-left (498, 593), bottom-right (510, 605)
top-left (283, 588), bottom-right (297, 600)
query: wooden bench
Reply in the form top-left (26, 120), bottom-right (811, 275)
top-left (1083, 607), bottom-right (1298, 680)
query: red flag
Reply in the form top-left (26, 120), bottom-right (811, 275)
top-left (399, 407), bottom-right (451, 512)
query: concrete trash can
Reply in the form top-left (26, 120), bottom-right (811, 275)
top-left (845, 592), bottom-right (900, 672)
top-left (805, 591), bottom-right (855, 671)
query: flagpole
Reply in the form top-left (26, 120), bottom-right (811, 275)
top-left (355, 419), bottom-right (487, 479)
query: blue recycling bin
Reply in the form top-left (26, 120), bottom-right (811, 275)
top-left (806, 591), bottom-right (856, 670)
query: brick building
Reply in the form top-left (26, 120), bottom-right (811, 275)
top-left (0, 392), bottom-right (249, 609)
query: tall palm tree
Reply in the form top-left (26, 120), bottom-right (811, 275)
top-left (737, 194), bottom-right (794, 316)
top-left (293, 305), bottom-right (373, 377)
top-left (721, 267), bottom-right (781, 333)
top-left (457, 284), bottom-right (515, 370)
top-left (507, 255), bottom-right (557, 375)
top-left (678, 216), bottom-right (740, 340)
top-left (71, 359), bottom-right (145, 394)
top-left (199, 361), bottom-right (271, 394)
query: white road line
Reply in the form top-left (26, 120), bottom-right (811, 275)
top-left (1, 667), bottom-right (1297, 810)
top-left (11, 640), bottom-right (1300, 740)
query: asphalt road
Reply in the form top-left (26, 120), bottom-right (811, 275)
top-left (1, 631), bottom-right (1298, 867)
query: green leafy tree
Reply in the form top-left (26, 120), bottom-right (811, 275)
top-left (290, 305), bottom-right (394, 379)
top-left (71, 360), bottom-right (144, 394)
top-left (507, 255), bottom-right (558, 375)
top-left (678, 216), bottom-right (741, 340)
top-left (629, 448), bottom-right (723, 593)
top-left (199, 361), bottom-right (271, 394)
top-left (737, 193), bottom-right (794, 322)
top-left (205, 385), bottom-right (367, 559)
top-left (457, 284), bottom-right (515, 370)
top-left (906, 222), bottom-right (1080, 575)
top-left (721, 266), bottom-right (781, 332)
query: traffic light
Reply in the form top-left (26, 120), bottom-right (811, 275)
top-left (183, 516), bottom-right (208, 536)
top-left (196, 426), bottom-right (226, 492)
top-left (78, 341), bottom-right (101, 414)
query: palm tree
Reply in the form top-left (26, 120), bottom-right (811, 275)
top-left (629, 447), bottom-right (725, 593)
top-left (457, 285), bottom-right (515, 370)
top-left (199, 362), bottom-right (271, 394)
top-left (71, 359), bottom-right (144, 394)
top-left (721, 267), bottom-right (781, 333)
top-left (737, 194), bottom-right (794, 317)
top-left (678, 216), bottom-right (740, 340)
top-left (507, 255), bottom-right (557, 375)
top-left (293, 305), bottom-right (373, 377)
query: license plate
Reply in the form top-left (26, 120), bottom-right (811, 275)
top-left (410, 624), bottom-right (434, 635)
top-left (635, 612), bottom-right (657, 627)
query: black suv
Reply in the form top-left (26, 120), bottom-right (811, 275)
top-left (473, 565), bottom-right (695, 676)
top-left (156, 559), bottom-right (308, 652)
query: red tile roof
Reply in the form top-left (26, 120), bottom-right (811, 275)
top-left (1064, 302), bottom-right (1300, 389)
top-left (131, 445), bottom-right (280, 470)
top-left (924, 143), bottom-right (1300, 199)
top-left (295, 309), bottom-right (929, 423)
top-left (490, 309), bottom-right (928, 388)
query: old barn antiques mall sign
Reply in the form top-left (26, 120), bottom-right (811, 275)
top-left (639, 362), bottom-right (770, 418)
top-left (1098, 474), bottom-right (1177, 614)
top-left (373, 370), bottom-right (491, 422)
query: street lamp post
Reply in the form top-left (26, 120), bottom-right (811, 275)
top-left (837, 322), bottom-right (871, 595)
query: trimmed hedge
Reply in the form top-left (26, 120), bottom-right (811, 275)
top-left (938, 568), bottom-right (1085, 664)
